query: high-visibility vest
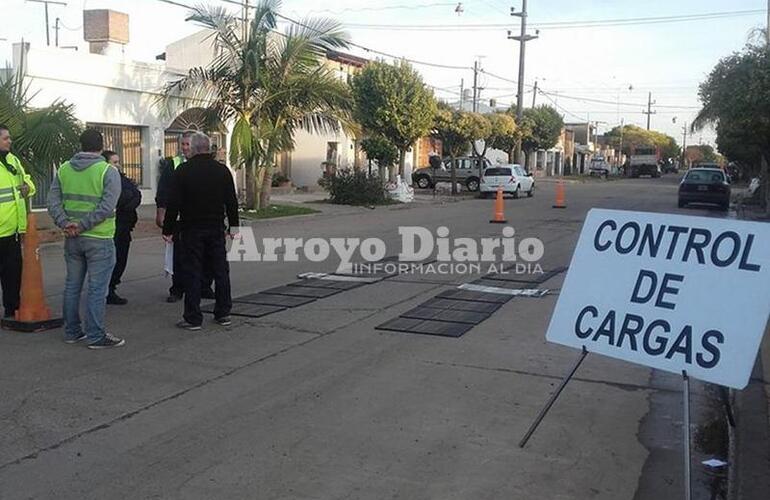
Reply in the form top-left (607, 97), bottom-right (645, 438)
top-left (58, 160), bottom-right (116, 239)
top-left (173, 155), bottom-right (184, 170)
top-left (0, 153), bottom-right (36, 238)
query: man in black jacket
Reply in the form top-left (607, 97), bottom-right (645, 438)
top-left (104, 151), bottom-right (142, 305)
top-left (156, 133), bottom-right (215, 303)
top-left (162, 132), bottom-right (239, 331)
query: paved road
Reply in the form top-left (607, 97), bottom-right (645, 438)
top-left (0, 175), bottom-right (735, 499)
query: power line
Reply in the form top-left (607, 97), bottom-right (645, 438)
top-left (157, 0), bottom-right (195, 9)
top-left (273, 13), bottom-right (473, 70)
top-left (157, 0), bottom-right (473, 70)
top-left (538, 90), bottom-right (699, 110)
top-left (305, 2), bottom-right (457, 15)
top-left (339, 9), bottom-right (765, 31)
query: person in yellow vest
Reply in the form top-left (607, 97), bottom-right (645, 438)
top-left (0, 124), bottom-right (36, 319)
top-left (47, 129), bottom-right (124, 349)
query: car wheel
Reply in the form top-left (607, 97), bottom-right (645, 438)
top-left (527, 184), bottom-right (534, 198)
top-left (416, 176), bottom-right (431, 189)
top-left (466, 178), bottom-right (480, 192)
top-left (513, 185), bottom-right (520, 199)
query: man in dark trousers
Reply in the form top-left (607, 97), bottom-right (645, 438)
top-left (162, 132), bottom-right (238, 331)
top-left (103, 151), bottom-right (142, 305)
top-left (155, 133), bottom-right (215, 302)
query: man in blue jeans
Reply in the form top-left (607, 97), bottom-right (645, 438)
top-left (48, 129), bottom-right (124, 349)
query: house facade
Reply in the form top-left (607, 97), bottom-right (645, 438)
top-left (10, 8), bottom-right (385, 208)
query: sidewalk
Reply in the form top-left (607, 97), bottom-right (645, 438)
top-left (728, 209), bottom-right (770, 499)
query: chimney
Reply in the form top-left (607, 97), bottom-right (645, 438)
top-left (83, 9), bottom-right (129, 56)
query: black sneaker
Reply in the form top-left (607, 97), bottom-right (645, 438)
top-left (64, 333), bottom-right (87, 344)
top-left (176, 320), bottom-right (202, 331)
top-left (107, 292), bottom-right (128, 305)
top-left (201, 288), bottom-right (215, 300)
top-left (214, 316), bottom-right (232, 327)
top-left (166, 293), bottom-right (183, 303)
top-left (87, 334), bottom-right (126, 350)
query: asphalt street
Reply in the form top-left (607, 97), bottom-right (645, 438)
top-left (0, 175), bottom-right (743, 499)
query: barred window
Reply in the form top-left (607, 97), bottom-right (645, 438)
top-left (87, 123), bottom-right (145, 185)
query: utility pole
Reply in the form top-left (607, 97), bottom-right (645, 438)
top-left (509, 0), bottom-right (539, 165)
top-left (26, 0), bottom-right (67, 47)
top-left (643, 91), bottom-right (656, 130)
top-left (531, 79), bottom-right (538, 108)
top-left (472, 60), bottom-right (479, 113)
top-left (681, 122), bottom-right (688, 170)
top-left (618, 118), bottom-right (625, 168)
top-left (54, 17), bottom-right (60, 47)
top-left (459, 78), bottom-right (464, 111)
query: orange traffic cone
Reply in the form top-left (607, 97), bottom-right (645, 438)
top-left (1, 213), bottom-right (63, 332)
top-left (490, 186), bottom-right (508, 224)
top-left (552, 179), bottom-right (567, 209)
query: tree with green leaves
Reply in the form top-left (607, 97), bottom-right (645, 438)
top-left (520, 105), bottom-right (563, 167)
top-left (0, 72), bottom-right (82, 180)
top-left (694, 42), bottom-right (770, 212)
top-left (351, 60), bottom-right (436, 181)
top-left (484, 112), bottom-right (517, 161)
top-left (161, 0), bottom-right (355, 209)
top-left (604, 124), bottom-right (679, 159)
top-left (432, 106), bottom-right (486, 194)
top-left (360, 135), bottom-right (397, 178)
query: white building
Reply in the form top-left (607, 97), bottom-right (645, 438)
top-left (12, 8), bottom-right (368, 207)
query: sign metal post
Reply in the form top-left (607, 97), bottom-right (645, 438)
top-left (682, 371), bottom-right (692, 500)
top-left (519, 346), bottom-right (588, 448)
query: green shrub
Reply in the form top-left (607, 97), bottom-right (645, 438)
top-left (271, 173), bottom-right (290, 187)
top-left (320, 169), bottom-right (388, 205)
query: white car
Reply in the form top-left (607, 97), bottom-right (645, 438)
top-left (480, 164), bottom-right (535, 198)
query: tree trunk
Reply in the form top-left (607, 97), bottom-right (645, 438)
top-left (378, 164), bottom-right (386, 184)
top-left (762, 153), bottom-right (770, 216)
top-left (244, 161), bottom-right (257, 210)
top-left (259, 161), bottom-right (274, 210)
top-left (450, 155), bottom-right (457, 195)
top-left (397, 148), bottom-right (406, 181)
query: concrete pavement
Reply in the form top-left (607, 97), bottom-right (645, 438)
top-left (0, 175), bottom-right (759, 499)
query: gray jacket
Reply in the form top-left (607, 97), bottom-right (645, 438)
top-left (47, 152), bottom-right (121, 233)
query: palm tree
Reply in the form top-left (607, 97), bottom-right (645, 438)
top-left (0, 70), bottom-right (82, 178)
top-left (161, 0), bottom-right (355, 209)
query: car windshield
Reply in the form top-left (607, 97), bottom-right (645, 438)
top-left (483, 168), bottom-right (512, 176)
top-left (685, 170), bottom-right (725, 184)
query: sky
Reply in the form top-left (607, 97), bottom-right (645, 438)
top-left (3, 0), bottom-right (768, 147)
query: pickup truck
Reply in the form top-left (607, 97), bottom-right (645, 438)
top-left (412, 156), bottom-right (492, 191)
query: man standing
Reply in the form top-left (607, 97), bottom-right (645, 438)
top-left (155, 133), bottom-right (214, 302)
top-left (162, 132), bottom-right (238, 331)
top-left (0, 125), bottom-right (36, 319)
top-left (48, 129), bottom-right (124, 349)
top-left (103, 151), bottom-right (142, 305)
top-left (156, 133), bottom-right (190, 303)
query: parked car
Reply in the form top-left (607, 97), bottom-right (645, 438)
top-left (479, 164), bottom-right (535, 198)
top-left (412, 156), bottom-right (492, 192)
top-left (678, 167), bottom-right (731, 211)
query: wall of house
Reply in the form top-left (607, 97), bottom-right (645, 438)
top-left (165, 30), bottom-right (218, 72)
top-left (13, 43), bottom-right (184, 205)
top-left (290, 130), bottom-right (357, 189)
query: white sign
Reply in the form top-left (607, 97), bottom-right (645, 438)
top-left (546, 209), bottom-right (770, 389)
